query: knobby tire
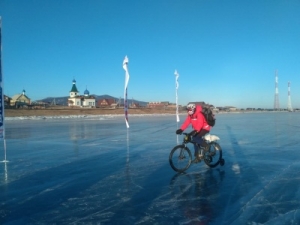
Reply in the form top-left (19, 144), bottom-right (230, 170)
top-left (203, 142), bottom-right (222, 168)
top-left (169, 145), bottom-right (192, 173)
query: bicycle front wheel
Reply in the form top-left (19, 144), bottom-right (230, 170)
top-left (203, 142), bottom-right (222, 168)
top-left (169, 145), bottom-right (192, 173)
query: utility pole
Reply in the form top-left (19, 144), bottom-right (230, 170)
top-left (287, 81), bottom-right (293, 112)
top-left (274, 70), bottom-right (280, 110)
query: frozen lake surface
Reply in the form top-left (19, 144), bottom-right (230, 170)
top-left (1, 112), bottom-right (300, 224)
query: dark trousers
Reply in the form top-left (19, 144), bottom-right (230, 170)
top-left (192, 130), bottom-right (209, 155)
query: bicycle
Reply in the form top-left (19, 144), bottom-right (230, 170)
top-left (169, 133), bottom-right (225, 173)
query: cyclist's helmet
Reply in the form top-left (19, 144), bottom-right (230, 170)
top-left (186, 103), bottom-right (196, 115)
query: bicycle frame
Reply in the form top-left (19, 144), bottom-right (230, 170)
top-left (181, 132), bottom-right (208, 154)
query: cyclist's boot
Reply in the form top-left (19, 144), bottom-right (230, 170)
top-left (198, 151), bottom-right (204, 160)
top-left (192, 149), bottom-right (201, 163)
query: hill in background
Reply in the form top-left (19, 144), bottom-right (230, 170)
top-left (37, 95), bottom-right (148, 107)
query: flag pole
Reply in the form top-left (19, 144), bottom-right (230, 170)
top-left (0, 17), bottom-right (8, 163)
top-left (123, 56), bottom-right (130, 128)
top-left (174, 70), bottom-right (180, 122)
top-left (174, 70), bottom-right (180, 144)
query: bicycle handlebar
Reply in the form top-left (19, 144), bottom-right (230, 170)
top-left (179, 132), bottom-right (195, 144)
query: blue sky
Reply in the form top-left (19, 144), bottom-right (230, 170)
top-left (0, 0), bottom-right (300, 108)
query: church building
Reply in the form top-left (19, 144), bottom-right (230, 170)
top-left (10, 89), bottom-right (31, 107)
top-left (68, 79), bottom-right (95, 107)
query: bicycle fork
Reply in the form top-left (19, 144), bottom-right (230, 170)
top-left (179, 144), bottom-right (187, 160)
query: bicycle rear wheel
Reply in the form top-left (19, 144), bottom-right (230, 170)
top-left (169, 145), bottom-right (192, 173)
top-left (203, 142), bottom-right (222, 168)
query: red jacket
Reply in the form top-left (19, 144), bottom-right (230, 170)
top-left (180, 105), bottom-right (211, 132)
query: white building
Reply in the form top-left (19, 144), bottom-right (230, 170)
top-left (68, 79), bottom-right (95, 107)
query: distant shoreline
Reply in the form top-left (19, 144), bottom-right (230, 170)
top-left (4, 107), bottom-right (180, 117)
top-left (4, 107), bottom-right (291, 118)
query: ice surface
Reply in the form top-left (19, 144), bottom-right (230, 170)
top-left (1, 112), bottom-right (300, 224)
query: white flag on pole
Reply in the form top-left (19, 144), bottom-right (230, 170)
top-left (174, 70), bottom-right (180, 122)
top-left (123, 56), bottom-right (130, 128)
top-left (0, 17), bottom-right (4, 138)
top-left (0, 17), bottom-right (8, 163)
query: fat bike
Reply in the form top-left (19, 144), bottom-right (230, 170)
top-left (169, 133), bottom-right (225, 173)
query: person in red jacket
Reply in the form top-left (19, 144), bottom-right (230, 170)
top-left (176, 103), bottom-right (210, 162)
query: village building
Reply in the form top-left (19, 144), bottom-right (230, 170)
top-left (147, 101), bottom-right (170, 108)
top-left (223, 106), bottom-right (238, 111)
top-left (10, 89), bottom-right (31, 108)
top-left (129, 101), bottom-right (140, 108)
top-left (68, 79), bottom-right (95, 107)
top-left (164, 103), bottom-right (179, 109)
top-left (4, 95), bottom-right (11, 107)
top-left (97, 98), bottom-right (117, 108)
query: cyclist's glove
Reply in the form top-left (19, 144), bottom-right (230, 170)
top-left (176, 129), bottom-right (183, 135)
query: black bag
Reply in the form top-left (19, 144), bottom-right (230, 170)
top-left (201, 106), bottom-right (216, 127)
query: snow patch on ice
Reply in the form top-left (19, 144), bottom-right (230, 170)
top-left (232, 164), bottom-right (241, 174)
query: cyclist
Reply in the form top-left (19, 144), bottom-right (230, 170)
top-left (176, 103), bottom-right (210, 162)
